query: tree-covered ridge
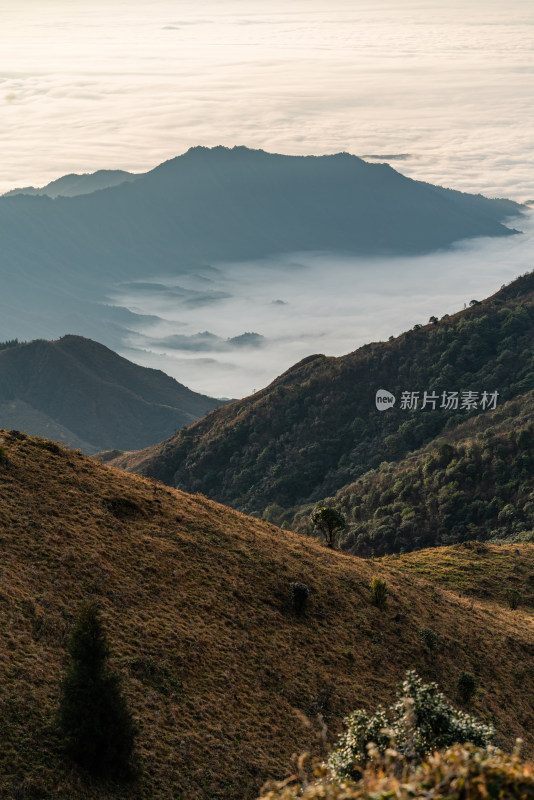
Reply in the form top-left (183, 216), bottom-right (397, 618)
top-left (0, 335), bottom-right (223, 453)
top-left (0, 338), bottom-right (23, 351)
top-left (286, 388), bottom-right (534, 555)
top-left (294, 412), bottom-right (534, 556)
top-left (128, 272), bottom-right (534, 516)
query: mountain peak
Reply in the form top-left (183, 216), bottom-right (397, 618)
top-left (0, 336), bottom-right (222, 453)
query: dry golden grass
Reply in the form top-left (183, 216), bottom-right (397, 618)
top-left (388, 542), bottom-right (534, 608)
top-left (259, 743), bottom-right (534, 799)
top-left (1, 430), bottom-right (534, 799)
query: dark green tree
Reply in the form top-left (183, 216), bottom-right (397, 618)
top-left (291, 582), bottom-right (310, 615)
top-left (311, 506), bottom-right (346, 548)
top-left (457, 671), bottom-right (477, 704)
top-left (58, 599), bottom-right (136, 778)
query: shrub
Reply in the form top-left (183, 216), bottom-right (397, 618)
top-left (8, 429), bottom-right (26, 440)
top-left (0, 445), bottom-right (7, 467)
top-left (457, 671), bottom-right (477, 704)
top-left (328, 670), bottom-right (494, 779)
top-left (57, 599), bottom-right (136, 778)
top-left (506, 587), bottom-right (522, 610)
top-left (368, 576), bottom-right (388, 609)
top-left (418, 628), bottom-right (439, 651)
top-left (35, 437), bottom-right (61, 454)
top-left (291, 582), bottom-right (310, 616)
top-left (259, 743), bottom-right (532, 799)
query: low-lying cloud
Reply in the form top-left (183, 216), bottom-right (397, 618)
top-left (0, 1), bottom-right (533, 202)
top-left (111, 209), bottom-right (534, 398)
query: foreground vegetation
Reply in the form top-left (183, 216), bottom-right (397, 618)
top-left (2, 430), bottom-right (534, 797)
top-left (260, 671), bottom-right (523, 799)
top-left (259, 743), bottom-right (534, 800)
top-left (327, 670), bottom-right (493, 779)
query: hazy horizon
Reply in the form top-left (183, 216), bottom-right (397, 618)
top-left (2, 0), bottom-right (534, 201)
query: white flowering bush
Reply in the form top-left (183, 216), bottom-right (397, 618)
top-left (259, 742), bottom-right (533, 800)
top-left (328, 670), bottom-right (494, 779)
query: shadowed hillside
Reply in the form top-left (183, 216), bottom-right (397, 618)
top-left (289, 390), bottom-right (534, 555)
top-left (0, 336), bottom-right (222, 453)
top-left (111, 272), bottom-right (534, 518)
top-left (1, 431), bottom-right (534, 798)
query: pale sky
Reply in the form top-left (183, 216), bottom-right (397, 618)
top-left (1, 0), bottom-right (534, 200)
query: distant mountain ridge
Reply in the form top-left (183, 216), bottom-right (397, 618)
top-left (3, 169), bottom-right (139, 198)
top-left (0, 145), bottom-right (524, 348)
top-left (0, 335), bottom-right (222, 453)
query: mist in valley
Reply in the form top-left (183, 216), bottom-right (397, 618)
top-left (110, 209), bottom-right (534, 398)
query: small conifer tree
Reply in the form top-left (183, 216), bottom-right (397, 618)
top-left (457, 671), bottom-right (477, 704)
top-left (369, 576), bottom-right (388, 608)
top-left (58, 599), bottom-right (136, 778)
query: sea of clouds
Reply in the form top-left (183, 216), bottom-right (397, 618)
top-left (111, 209), bottom-right (534, 397)
top-left (1, 0), bottom-right (533, 200)
top-left (1, 0), bottom-right (533, 397)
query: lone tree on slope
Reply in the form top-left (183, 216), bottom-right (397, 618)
top-left (311, 506), bottom-right (346, 548)
top-left (58, 599), bottom-right (136, 778)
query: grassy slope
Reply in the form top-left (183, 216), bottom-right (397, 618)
top-left (388, 542), bottom-right (534, 607)
top-left (2, 431), bottom-right (534, 798)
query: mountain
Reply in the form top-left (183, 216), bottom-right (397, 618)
top-left (0, 147), bottom-right (522, 279)
top-left (292, 389), bottom-right (534, 556)
top-left (1, 429), bottom-right (534, 798)
top-left (3, 169), bottom-right (138, 198)
top-left (110, 272), bottom-right (534, 515)
top-left (0, 146), bottom-right (524, 344)
top-left (0, 335), bottom-right (222, 453)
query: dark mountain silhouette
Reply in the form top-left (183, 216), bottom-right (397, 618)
top-left (110, 272), bottom-right (534, 516)
top-left (0, 146), bottom-right (524, 346)
top-left (3, 169), bottom-right (138, 198)
top-left (0, 147), bottom-right (522, 279)
top-left (0, 335), bottom-right (222, 453)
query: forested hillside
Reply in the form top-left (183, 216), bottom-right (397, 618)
top-left (0, 336), bottom-right (222, 453)
top-left (113, 272), bottom-right (534, 518)
top-left (290, 391), bottom-right (534, 555)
